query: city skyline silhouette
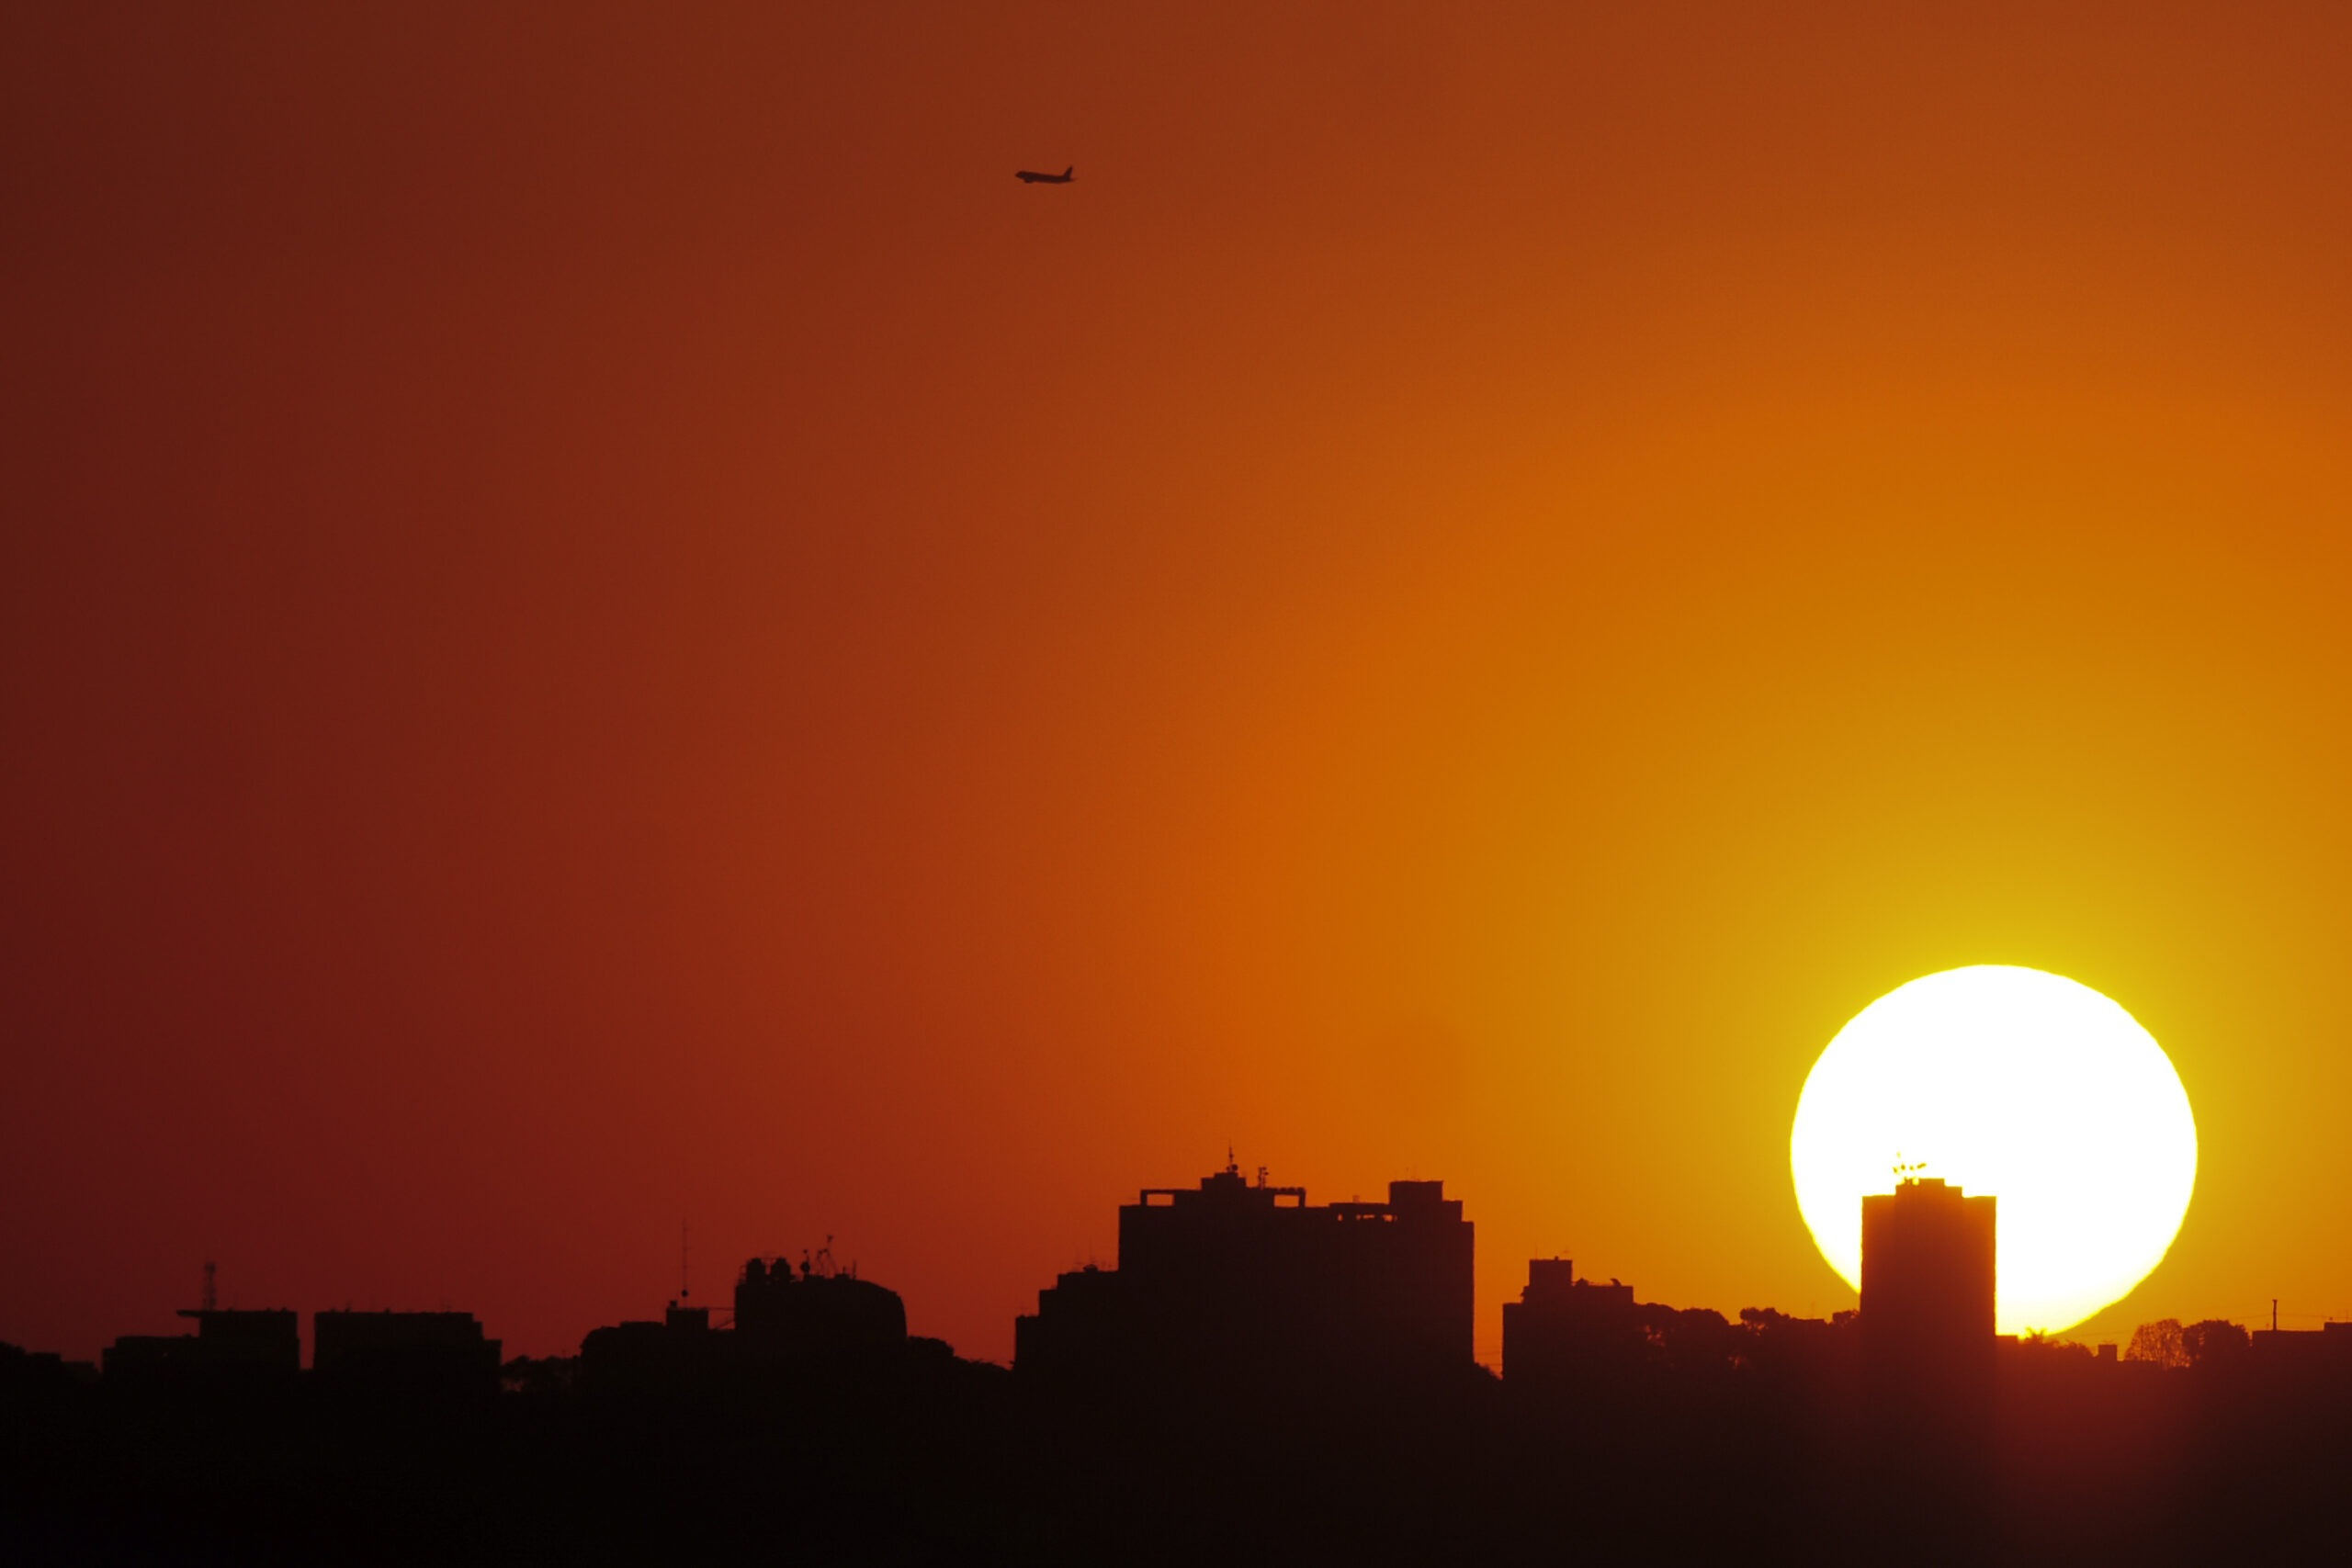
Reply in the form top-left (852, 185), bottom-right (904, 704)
top-left (10, 1156), bottom-right (2352, 1562)
top-left (26, 1156), bottom-right (2315, 1378)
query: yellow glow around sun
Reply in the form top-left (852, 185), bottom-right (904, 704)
top-left (1791, 965), bottom-right (2197, 1335)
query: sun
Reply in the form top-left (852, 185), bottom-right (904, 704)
top-left (1790, 965), bottom-right (2197, 1336)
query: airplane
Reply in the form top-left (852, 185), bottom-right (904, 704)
top-left (1015, 165), bottom-right (1074, 185)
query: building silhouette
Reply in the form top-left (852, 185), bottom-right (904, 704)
top-left (1500, 1258), bottom-right (1641, 1387)
top-left (102, 1308), bottom-right (299, 1387)
top-left (1860, 1177), bottom-right (1995, 1394)
top-left (312, 1310), bottom-right (500, 1400)
top-left (734, 1253), bottom-right (907, 1359)
top-left (0, 1340), bottom-right (97, 1389)
top-left (578, 1302), bottom-right (722, 1393)
top-left (1858, 1177), bottom-right (1997, 1559)
top-left (2250, 1320), bottom-right (2352, 1376)
top-left (578, 1251), bottom-right (916, 1393)
top-left (1014, 1160), bottom-right (1474, 1392)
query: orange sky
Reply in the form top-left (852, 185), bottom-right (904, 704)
top-left (8, 3), bottom-right (2352, 1366)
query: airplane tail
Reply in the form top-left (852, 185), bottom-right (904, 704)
top-left (1063, 166), bottom-right (1073, 179)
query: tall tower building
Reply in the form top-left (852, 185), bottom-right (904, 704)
top-left (1860, 1177), bottom-right (1996, 1376)
top-left (1862, 1184), bottom-right (1994, 1466)
top-left (1859, 1173), bottom-right (1997, 1530)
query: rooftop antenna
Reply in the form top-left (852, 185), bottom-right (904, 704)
top-left (681, 1220), bottom-right (691, 1300)
top-left (201, 1261), bottom-right (217, 1314)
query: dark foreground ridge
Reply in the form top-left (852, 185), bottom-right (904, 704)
top-left (4, 1166), bottom-right (2346, 1565)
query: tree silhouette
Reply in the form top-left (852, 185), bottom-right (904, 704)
top-left (2124, 1318), bottom-right (2187, 1369)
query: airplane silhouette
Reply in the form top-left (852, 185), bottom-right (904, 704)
top-left (1015, 166), bottom-right (1074, 185)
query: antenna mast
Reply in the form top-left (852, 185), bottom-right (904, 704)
top-left (682, 1221), bottom-right (691, 1301)
top-left (201, 1260), bottom-right (217, 1314)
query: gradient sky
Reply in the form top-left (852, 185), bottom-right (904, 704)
top-left (9, 2), bottom-right (2352, 1366)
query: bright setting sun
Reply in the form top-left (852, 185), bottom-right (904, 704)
top-left (1791, 965), bottom-right (2198, 1335)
